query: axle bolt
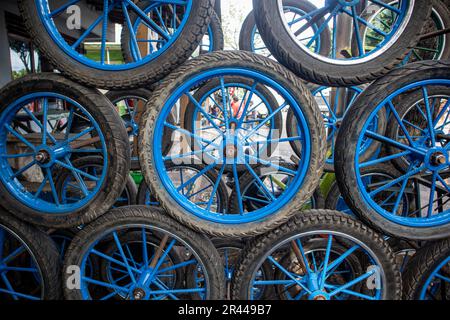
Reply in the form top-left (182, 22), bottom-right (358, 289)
top-left (132, 288), bottom-right (146, 300)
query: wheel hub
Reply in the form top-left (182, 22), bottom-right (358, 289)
top-left (224, 144), bottom-right (238, 159)
top-left (424, 147), bottom-right (449, 170)
top-left (309, 290), bottom-right (330, 301)
top-left (35, 150), bottom-right (51, 164)
top-left (132, 288), bottom-right (146, 300)
top-left (431, 152), bottom-right (447, 166)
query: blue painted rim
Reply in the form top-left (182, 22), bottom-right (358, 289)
top-left (248, 231), bottom-right (384, 300)
top-left (0, 92), bottom-right (108, 214)
top-left (356, 79), bottom-right (450, 227)
top-left (250, 5), bottom-right (322, 57)
top-left (0, 224), bottom-right (43, 300)
top-left (78, 224), bottom-right (210, 300)
top-left (36, 0), bottom-right (192, 71)
top-left (153, 67), bottom-right (312, 224)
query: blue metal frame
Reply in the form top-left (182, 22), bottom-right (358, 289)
top-left (0, 92), bottom-right (108, 214)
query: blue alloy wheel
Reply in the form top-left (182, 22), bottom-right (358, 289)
top-left (335, 60), bottom-right (450, 240)
top-left (231, 210), bottom-right (402, 300)
top-left (19, 0), bottom-right (215, 89)
top-left (0, 212), bottom-right (61, 300)
top-left (252, 0), bottom-right (432, 86)
top-left (139, 51), bottom-right (325, 237)
top-left (403, 238), bottom-right (450, 300)
top-left (0, 73), bottom-right (130, 228)
top-left (63, 206), bottom-right (225, 300)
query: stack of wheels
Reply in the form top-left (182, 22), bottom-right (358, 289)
top-left (1, 0), bottom-right (449, 301)
top-left (334, 60), bottom-right (450, 299)
top-left (1, 0), bottom-right (229, 300)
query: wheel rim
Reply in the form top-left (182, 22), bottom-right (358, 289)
top-left (0, 224), bottom-right (44, 300)
top-left (250, 5), bottom-right (324, 58)
top-left (37, 0), bottom-right (193, 70)
top-left (278, 0), bottom-right (414, 64)
top-left (419, 255), bottom-right (450, 300)
top-left (0, 93), bottom-right (108, 214)
top-left (401, 7), bottom-right (447, 63)
top-left (249, 231), bottom-right (386, 300)
top-left (152, 68), bottom-right (312, 224)
top-left (355, 79), bottom-right (450, 227)
top-left (79, 224), bottom-right (210, 300)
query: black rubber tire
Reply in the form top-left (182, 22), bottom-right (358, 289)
top-left (139, 51), bottom-right (325, 238)
top-left (201, 11), bottom-right (224, 53)
top-left (0, 210), bottom-right (61, 300)
top-left (63, 205), bottom-right (225, 300)
top-left (0, 73), bottom-right (130, 228)
top-left (122, 174), bottom-right (138, 206)
top-left (385, 86), bottom-right (448, 173)
top-left (136, 179), bottom-right (158, 205)
top-left (228, 162), bottom-right (324, 214)
top-left (403, 238), bottom-right (450, 300)
top-left (335, 60), bottom-right (450, 240)
top-left (231, 210), bottom-right (402, 300)
top-left (105, 88), bottom-right (153, 105)
top-left (18, 0), bottom-right (215, 90)
top-left (252, 0), bottom-right (432, 86)
top-left (208, 238), bottom-right (275, 300)
top-left (239, 0), bottom-right (331, 57)
top-left (48, 228), bottom-right (77, 261)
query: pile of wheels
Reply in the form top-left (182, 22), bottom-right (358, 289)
top-left (0, 0), bottom-right (449, 300)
